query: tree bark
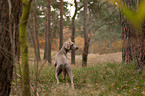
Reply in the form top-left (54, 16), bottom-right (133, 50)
top-left (110, 39), bottom-right (113, 53)
top-left (32, 15), bottom-right (38, 61)
top-left (44, 0), bottom-right (51, 64)
top-left (12, 1), bottom-right (22, 95)
top-left (71, 0), bottom-right (77, 64)
top-left (31, 2), bottom-right (41, 94)
top-left (44, 21), bottom-right (48, 60)
top-left (82, 0), bottom-right (90, 67)
top-left (71, 2), bottom-right (83, 64)
top-left (12, 0), bottom-right (21, 60)
top-left (47, 0), bottom-right (52, 64)
top-left (142, 20), bottom-right (145, 66)
top-left (0, 1), bottom-right (13, 95)
top-left (121, 15), bottom-right (136, 63)
top-left (19, 0), bottom-right (32, 96)
top-left (32, 12), bottom-right (41, 62)
top-left (59, 0), bottom-right (63, 50)
top-left (121, 0), bottom-right (145, 69)
top-left (121, 0), bottom-right (137, 63)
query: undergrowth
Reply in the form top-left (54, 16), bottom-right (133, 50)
top-left (37, 62), bottom-right (145, 96)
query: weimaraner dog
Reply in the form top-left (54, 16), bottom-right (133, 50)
top-left (54, 41), bottom-right (79, 88)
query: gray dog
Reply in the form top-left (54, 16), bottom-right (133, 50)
top-left (54, 41), bottom-right (79, 88)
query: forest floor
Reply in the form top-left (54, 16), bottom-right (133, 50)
top-left (10, 49), bottom-right (145, 96)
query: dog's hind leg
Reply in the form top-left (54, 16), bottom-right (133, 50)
top-left (55, 67), bottom-right (62, 85)
top-left (66, 66), bottom-right (74, 88)
top-left (55, 73), bottom-right (59, 85)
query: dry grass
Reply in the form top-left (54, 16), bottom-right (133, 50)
top-left (66, 52), bottom-right (122, 68)
top-left (36, 47), bottom-right (122, 67)
top-left (11, 48), bottom-right (145, 96)
top-left (30, 47), bottom-right (122, 67)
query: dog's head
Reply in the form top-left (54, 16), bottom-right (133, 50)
top-left (64, 41), bottom-right (79, 51)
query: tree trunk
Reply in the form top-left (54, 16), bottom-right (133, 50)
top-left (136, 30), bottom-right (144, 69)
top-left (19, 0), bottom-right (32, 96)
top-left (32, 16), bottom-right (38, 61)
top-left (121, 15), bottom-right (136, 63)
top-left (11, 1), bottom-right (22, 95)
top-left (142, 20), bottom-right (145, 66)
top-left (12, 0), bottom-right (21, 60)
top-left (71, 1), bottom-right (83, 64)
top-left (135, 18), bottom-right (145, 68)
top-left (136, 1), bottom-right (145, 69)
top-left (36, 30), bottom-right (41, 62)
top-left (59, 0), bottom-right (63, 50)
top-left (44, 22), bottom-right (48, 60)
top-left (47, 0), bottom-right (52, 64)
top-left (44, 0), bottom-right (51, 64)
top-left (121, 0), bottom-right (137, 63)
top-left (32, 12), bottom-right (41, 62)
top-left (34, 13), bottom-right (41, 62)
top-left (89, 39), bottom-right (92, 54)
top-left (71, 19), bottom-right (76, 64)
top-left (0, 1), bottom-right (13, 95)
top-left (71, 0), bottom-right (77, 64)
top-left (121, 0), bottom-right (145, 69)
top-left (82, 0), bottom-right (90, 67)
top-left (110, 39), bottom-right (113, 53)
top-left (31, 2), bottom-right (41, 94)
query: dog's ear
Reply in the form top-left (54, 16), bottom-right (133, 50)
top-left (64, 42), bottom-right (71, 50)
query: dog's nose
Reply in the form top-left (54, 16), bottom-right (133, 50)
top-left (76, 47), bottom-right (79, 49)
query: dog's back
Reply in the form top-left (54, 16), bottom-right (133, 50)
top-left (54, 51), bottom-right (68, 67)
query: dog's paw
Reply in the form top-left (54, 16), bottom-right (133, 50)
top-left (71, 85), bottom-right (74, 89)
top-left (57, 82), bottom-right (60, 85)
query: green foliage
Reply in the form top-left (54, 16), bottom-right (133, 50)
top-left (27, 0), bottom-right (72, 38)
top-left (137, 0), bottom-right (145, 22)
top-left (26, 0), bottom-right (122, 54)
top-left (114, 0), bottom-right (145, 29)
top-left (76, 0), bottom-right (121, 41)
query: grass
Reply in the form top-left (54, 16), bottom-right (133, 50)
top-left (37, 62), bottom-right (145, 96)
top-left (11, 48), bottom-right (145, 96)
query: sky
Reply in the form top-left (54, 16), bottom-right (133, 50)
top-left (64, 0), bottom-right (75, 17)
top-left (39, 0), bottom-right (79, 18)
